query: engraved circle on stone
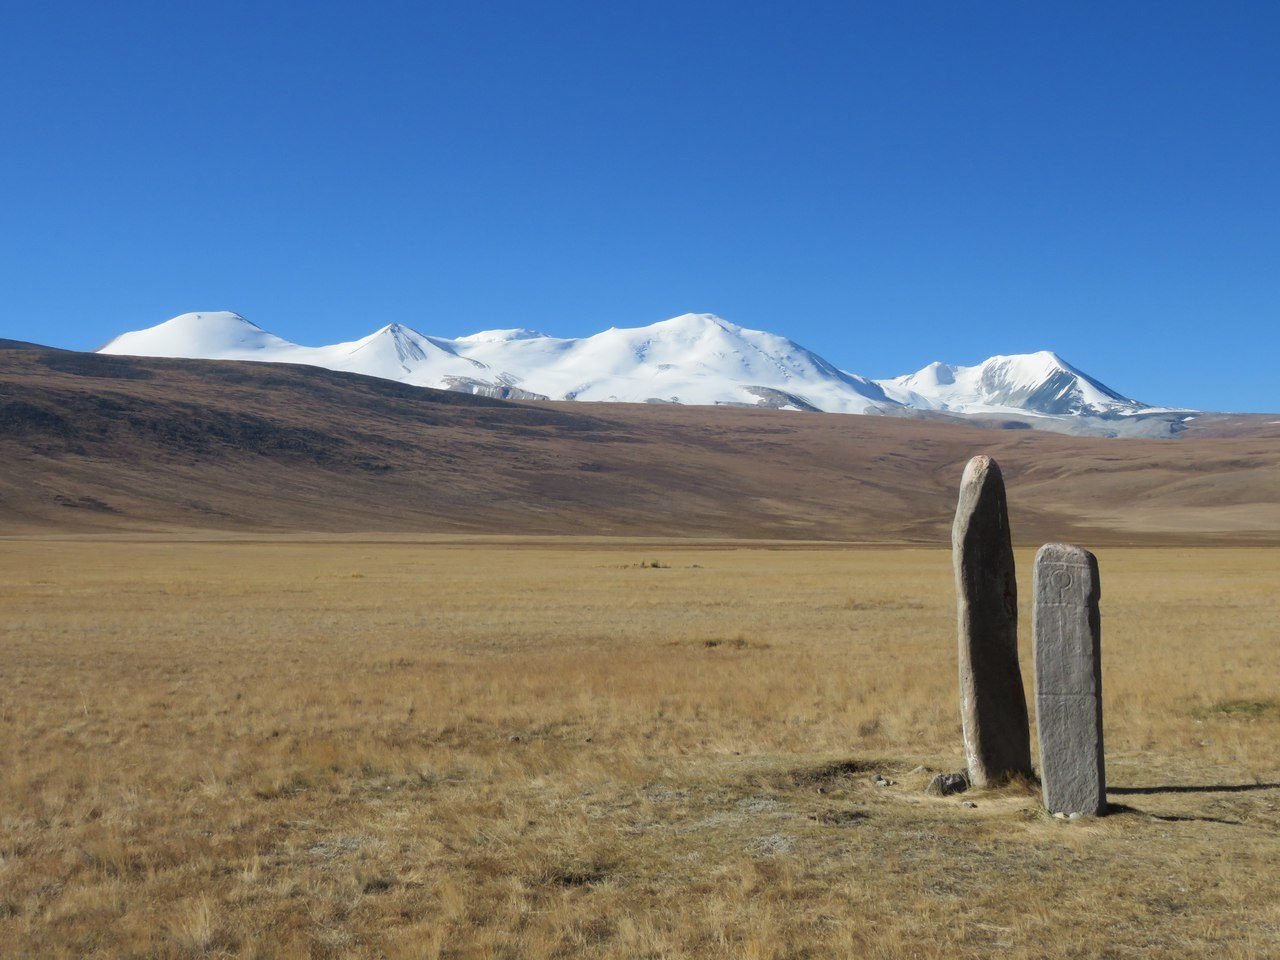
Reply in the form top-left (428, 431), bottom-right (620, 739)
top-left (1049, 568), bottom-right (1074, 591)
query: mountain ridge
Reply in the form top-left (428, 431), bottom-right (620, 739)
top-left (98, 311), bottom-right (1189, 432)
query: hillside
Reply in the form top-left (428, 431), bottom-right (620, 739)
top-left (1, 340), bottom-right (1277, 543)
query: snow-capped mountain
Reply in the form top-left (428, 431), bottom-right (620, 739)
top-left (877, 352), bottom-right (1149, 418)
top-left (100, 311), bottom-right (898, 413)
top-left (101, 312), bottom-right (490, 388)
top-left (98, 311), bottom-right (1179, 429)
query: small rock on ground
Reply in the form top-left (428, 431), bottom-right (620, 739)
top-left (925, 772), bottom-right (970, 797)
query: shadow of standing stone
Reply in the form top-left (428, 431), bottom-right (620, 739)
top-left (953, 456), bottom-right (1033, 786)
top-left (1034, 543), bottom-right (1106, 816)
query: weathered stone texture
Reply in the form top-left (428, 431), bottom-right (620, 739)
top-left (1034, 543), bottom-right (1106, 816)
top-left (952, 455), bottom-right (1033, 786)
top-left (925, 772), bottom-right (970, 797)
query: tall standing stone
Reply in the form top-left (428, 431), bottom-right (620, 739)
top-left (953, 455), bottom-right (1033, 786)
top-left (1034, 543), bottom-right (1106, 816)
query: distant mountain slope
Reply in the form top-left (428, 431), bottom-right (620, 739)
top-left (98, 312), bottom-right (1179, 427)
top-left (3, 340), bottom-right (1277, 542)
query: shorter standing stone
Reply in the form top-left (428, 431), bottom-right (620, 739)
top-left (1033, 543), bottom-right (1106, 816)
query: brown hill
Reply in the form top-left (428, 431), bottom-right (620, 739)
top-left (1, 341), bottom-right (1277, 544)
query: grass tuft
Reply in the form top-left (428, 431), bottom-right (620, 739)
top-left (1193, 698), bottom-right (1280, 720)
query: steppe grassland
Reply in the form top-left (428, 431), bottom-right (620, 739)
top-left (2, 539), bottom-right (1279, 959)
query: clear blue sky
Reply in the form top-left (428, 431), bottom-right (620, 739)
top-left (2, 2), bottom-right (1277, 411)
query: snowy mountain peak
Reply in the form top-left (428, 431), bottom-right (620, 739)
top-left (169, 310), bottom-right (255, 328)
top-left (130, 311), bottom-right (258, 337)
top-left (361, 322), bottom-right (437, 346)
top-left (99, 311), bottom-right (287, 356)
top-left (348, 322), bottom-right (441, 366)
top-left (898, 360), bottom-right (957, 389)
top-left (454, 328), bottom-right (551, 343)
top-left (653, 312), bottom-right (739, 333)
top-left (878, 350), bottom-right (1143, 417)
top-left (982, 350), bottom-right (1073, 380)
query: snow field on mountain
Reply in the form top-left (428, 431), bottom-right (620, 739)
top-left (99, 311), bottom-right (1163, 420)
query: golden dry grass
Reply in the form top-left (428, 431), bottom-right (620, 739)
top-left (2, 539), bottom-right (1279, 958)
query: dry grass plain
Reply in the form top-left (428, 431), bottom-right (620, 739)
top-left (3, 539), bottom-right (1280, 958)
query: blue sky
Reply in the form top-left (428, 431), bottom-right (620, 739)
top-left (2, 1), bottom-right (1277, 411)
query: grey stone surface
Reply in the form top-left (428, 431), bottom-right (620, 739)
top-left (953, 455), bottom-right (1033, 786)
top-left (925, 772), bottom-right (970, 796)
top-left (1033, 543), bottom-right (1106, 816)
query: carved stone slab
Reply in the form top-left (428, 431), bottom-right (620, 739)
top-left (952, 455), bottom-right (1033, 786)
top-left (1034, 543), bottom-right (1106, 816)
